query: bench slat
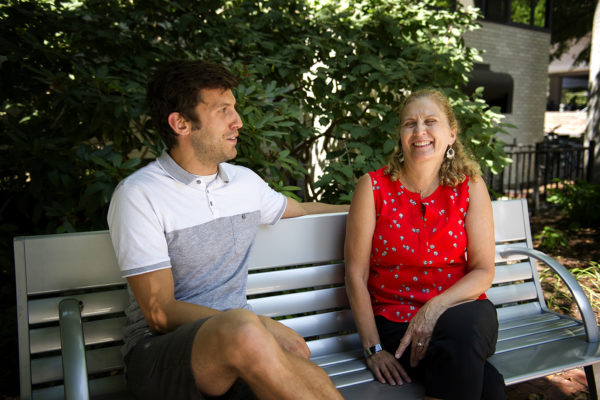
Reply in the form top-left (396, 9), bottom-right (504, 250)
top-left (31, 345), bottom-right (123, 385)
top-left (492, 200), bottom-right (529, 243)
top-left (322, 359), bottom-right (367, 377)
top-left (308, 334), bottom-right (361, 359)
top-left (28, 289), bottom-right (128, 325)
top-left (312, 350), bottom-right (363, 368)
top-left (29, 317), bottom-right (126, 354)
top-left (249, 287), bottom-right (348, 317)
top-left (329, 368), bottom-right (375, 388)
top-left (247, 213), bottom-right (346, 270)
top-left (33, 375), bottom-right (132, 400)
top-left (496, 302), bottom-right (543, 322)
top-left (498, 317), bottom-right (580, 341)
top-left (495, 325), bottom-right (585, 354)
top-left (19, 232), bottom-right (123, 295)
top-left (492, 262), bottom-right (533, 285)
top-left (498, 312), bottom-right (559, 330)
top-left (247, 263), bottom-right (344, 295)
top-left (281, 310), bottom-right (355, 338)
top-left (486, 282), bottom-right (539, 306)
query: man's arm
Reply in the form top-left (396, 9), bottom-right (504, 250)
top-left (282, 197), bottom-right (349, 219)
top-left (128, 267), bottom-right (311, 358)
top-left (127, 268), bottom-right (219, 333)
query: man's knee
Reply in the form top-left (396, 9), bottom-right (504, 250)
top-left (213, 310), bottom-right (276, 366)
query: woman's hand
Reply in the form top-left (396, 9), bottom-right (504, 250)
top-left (395, 300), bottom-right (447, 367)
top-left (366, 350), bottom-right (412, 386)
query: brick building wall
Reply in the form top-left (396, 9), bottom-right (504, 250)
top-left (463, 21), bottom-right (550, 145)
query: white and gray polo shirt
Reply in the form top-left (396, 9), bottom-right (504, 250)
top-left (108, 151), bottom-right (287, 354)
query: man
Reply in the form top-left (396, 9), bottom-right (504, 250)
top-left (107, 60), bottom-right (347, 400)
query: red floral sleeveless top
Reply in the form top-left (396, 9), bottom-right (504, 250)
top-left (367, 167), bottom-right (485, 323)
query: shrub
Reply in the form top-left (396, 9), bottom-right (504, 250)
top-left (1, 0), bottom-right (512, 238)
top-left (535, 226), bottom-right (570, 251)
top-left (547, 180), bottom-right (600, 228)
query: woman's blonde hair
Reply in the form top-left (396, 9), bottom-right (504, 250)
top-left (385, 89), bottom-right (481, 187)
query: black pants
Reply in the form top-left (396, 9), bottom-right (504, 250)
top-left (376, 299), bottom-right (506, 400)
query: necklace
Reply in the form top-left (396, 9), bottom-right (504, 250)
top-left (400, 171), bottom-right (439, 199)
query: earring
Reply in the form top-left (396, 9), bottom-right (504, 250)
top-left (397, 149), bottom-right (404, 163)
top-left (446, 146), bottom-right (455, 159)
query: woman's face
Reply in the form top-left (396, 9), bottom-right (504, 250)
top-left (399, 96), bottom-right (457, 166)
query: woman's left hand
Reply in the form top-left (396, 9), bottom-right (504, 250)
top-left (394, 300), bottom-right (447, 367)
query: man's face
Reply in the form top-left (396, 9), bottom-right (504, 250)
top-left (189, 88), bottom-right (243, 167)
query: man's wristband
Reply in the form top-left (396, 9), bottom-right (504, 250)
top-left (363, 343), bottom-right (383, 358)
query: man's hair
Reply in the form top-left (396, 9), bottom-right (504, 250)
top-left (147, 60), bottom-right (239, 149)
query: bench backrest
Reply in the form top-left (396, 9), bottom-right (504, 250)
top-left (14, 199), bottom-right (544, 399)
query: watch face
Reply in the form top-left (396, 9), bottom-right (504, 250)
top-left (364, 344), bottom-right (383, 357)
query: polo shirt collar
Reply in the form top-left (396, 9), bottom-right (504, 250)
top-left (157, 151), bottom-right (231, 185)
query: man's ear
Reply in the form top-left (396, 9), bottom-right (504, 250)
top-left (167, 112), bottom-right (190, 136)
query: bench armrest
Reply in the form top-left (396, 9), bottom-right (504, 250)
top-left (59, 299), bottom-right (90, 400)
top-left (499, 247), bottom-right (599, 343)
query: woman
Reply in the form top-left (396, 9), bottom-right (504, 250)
top-left (345, 89), bottom-right (506, 400)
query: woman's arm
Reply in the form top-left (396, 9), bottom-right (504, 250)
top-left (345, 174), bottom-right (411, 386)
top-left (395, 175), bottom-right (495, 366)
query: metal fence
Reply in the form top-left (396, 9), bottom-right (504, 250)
top-left (486, 136), bottom-right (596, 214)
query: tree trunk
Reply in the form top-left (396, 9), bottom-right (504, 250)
top-left (587, 0), bottom-right (600, 183)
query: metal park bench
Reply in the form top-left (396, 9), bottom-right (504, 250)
top-left (14, 199), bottom-right (600, 399)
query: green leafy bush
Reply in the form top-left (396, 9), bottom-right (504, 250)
top-left (535, 226), bottom-right (570, 251)
top-left (547, 180), bottom-right (600, 228)
top-left (1, 0), bottom-right (513, 238)
top-left (1, 0), bottom-right (512, 237)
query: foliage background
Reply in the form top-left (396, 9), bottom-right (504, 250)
top-left (550, 0), bottom-right (596, 66)
top-left (0, 0), bottom-right (511, 395)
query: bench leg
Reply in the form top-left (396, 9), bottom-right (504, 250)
top-left (585, 363), bottom-right (600, 400)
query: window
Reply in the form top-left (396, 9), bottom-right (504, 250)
top-left (532, 0), bottom-right (548, 28)
top-left (474, 0), bottom-right (549, 29)
top-left (475, 0), bottom-right (508, 23)
top-left (511, 0), bottom-right (532, 25)
top-left (463, 64), bottom-right (514, 113)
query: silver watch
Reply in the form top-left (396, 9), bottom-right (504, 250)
top-left (363, 343), bottom-right (383, 358)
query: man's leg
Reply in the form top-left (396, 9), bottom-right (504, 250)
top-left (191, 309), bottom-right (343, 400)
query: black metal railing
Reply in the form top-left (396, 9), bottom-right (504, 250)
top-left (486, 137), bottom-right (596, 213)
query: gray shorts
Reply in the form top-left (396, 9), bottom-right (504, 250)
top-left (124, 318), bottom-right (256, 400)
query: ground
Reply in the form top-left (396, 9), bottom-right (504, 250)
top-left (505, 205), bottom-right (600, 400)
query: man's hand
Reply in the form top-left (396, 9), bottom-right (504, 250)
top-left (282, 197), bottom-right (350, 218)
top-left (259, 316), bottom-right (311, 359)
top-left (365, 350), bottom-right (411, 386)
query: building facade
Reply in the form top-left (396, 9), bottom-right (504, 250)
top-left (459, 0), bottom-right (552, 145)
